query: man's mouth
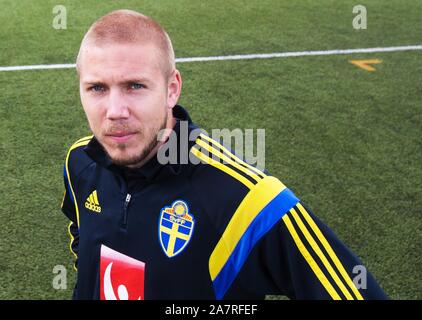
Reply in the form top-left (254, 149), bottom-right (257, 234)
top-left (105, 131), bottom-right (137, 143)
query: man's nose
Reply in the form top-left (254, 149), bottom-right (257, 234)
top-left (106, 88), bottom-right (130, 120)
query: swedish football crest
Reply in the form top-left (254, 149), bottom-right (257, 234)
top-left (159, 200), bottom-right (195, 258)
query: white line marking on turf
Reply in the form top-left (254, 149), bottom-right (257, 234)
top-left (0, 45), bottom-right (421, 72)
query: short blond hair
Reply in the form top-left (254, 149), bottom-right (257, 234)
top-left (76, 9), bottom-right (175, 77)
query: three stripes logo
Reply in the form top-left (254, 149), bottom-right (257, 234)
top-left (190, 133), bottom-right (266, 190)
top-left (85, 190), bottom-right (102, 213)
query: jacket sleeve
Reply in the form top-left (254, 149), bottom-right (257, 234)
top-left (239, 201), bottom-right (388, 300)
top-left (61, 165), bottom-right (79, 271)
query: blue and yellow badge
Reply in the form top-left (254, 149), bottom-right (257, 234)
top-left (159, 200), bottom-right (195, 258)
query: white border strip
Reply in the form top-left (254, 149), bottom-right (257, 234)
top-left (1, 45), bottom-right (421, 72)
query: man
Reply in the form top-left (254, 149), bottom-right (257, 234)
top-left (61, 9), bottom-right (387, 300)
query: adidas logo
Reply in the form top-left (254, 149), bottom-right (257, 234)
top-left (85, 190), bottom-right (102, 213)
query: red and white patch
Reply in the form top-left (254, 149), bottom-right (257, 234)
top-left (100, 244), bottom-right (145, 300)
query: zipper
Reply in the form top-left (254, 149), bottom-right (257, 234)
top-left (122, 193), bottom-right (132, 227)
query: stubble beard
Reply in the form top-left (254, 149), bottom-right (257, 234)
top-left (102, 113), bottom-right (168, 168)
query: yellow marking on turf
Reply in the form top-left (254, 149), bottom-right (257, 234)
top-left (349, 59), bottom-right (382, 72)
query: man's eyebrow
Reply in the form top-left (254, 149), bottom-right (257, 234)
top-left (119, 78), bottom-right (151, 85)
top-left (82, 80), bottom-right (105, 85)
top-left (81, 77), bottom-right (151, 85)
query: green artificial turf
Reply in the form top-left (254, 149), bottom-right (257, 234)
top-left (0, 0), bottom-right (420, 299)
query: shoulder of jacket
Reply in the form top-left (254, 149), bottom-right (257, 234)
top-left (188, 132), bottom-right (269, 195)
top-left (187, 133), bottom-right (292, 233)
top-left (65, 135), bottom-right (94, 178)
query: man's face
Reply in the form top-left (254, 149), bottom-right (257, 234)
top-left (78, 42), bottom-right (176, 167)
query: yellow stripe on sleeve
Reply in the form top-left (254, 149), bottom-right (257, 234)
top-left (199, 133), bottom-right (266, 178)
top-left (67, 221), bottom-right (78, 272)
top-left (191, 146), bottom-right (255, 190)
top-left (209, 176), bottom-right (285, 280)
top-left (195, 138), bottom-right (262, 184)
top-left (282, 214), bottom-right (341, 300)
top-left (65, 137), bottom-right (92, 227)
top-left (296, 203), bottom-right (364, 300)
top-left (290, 208), bottom-right (354, 299)
top-left (61, 191), bottom-right (66, 209)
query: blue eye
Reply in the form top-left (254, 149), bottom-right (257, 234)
top-left (90, 85), bottom-right (105, 92)
top-left (130, 83), bottom-right (144, 90)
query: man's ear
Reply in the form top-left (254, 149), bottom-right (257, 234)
top-left (167, 69), bottom-right (182, 108)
